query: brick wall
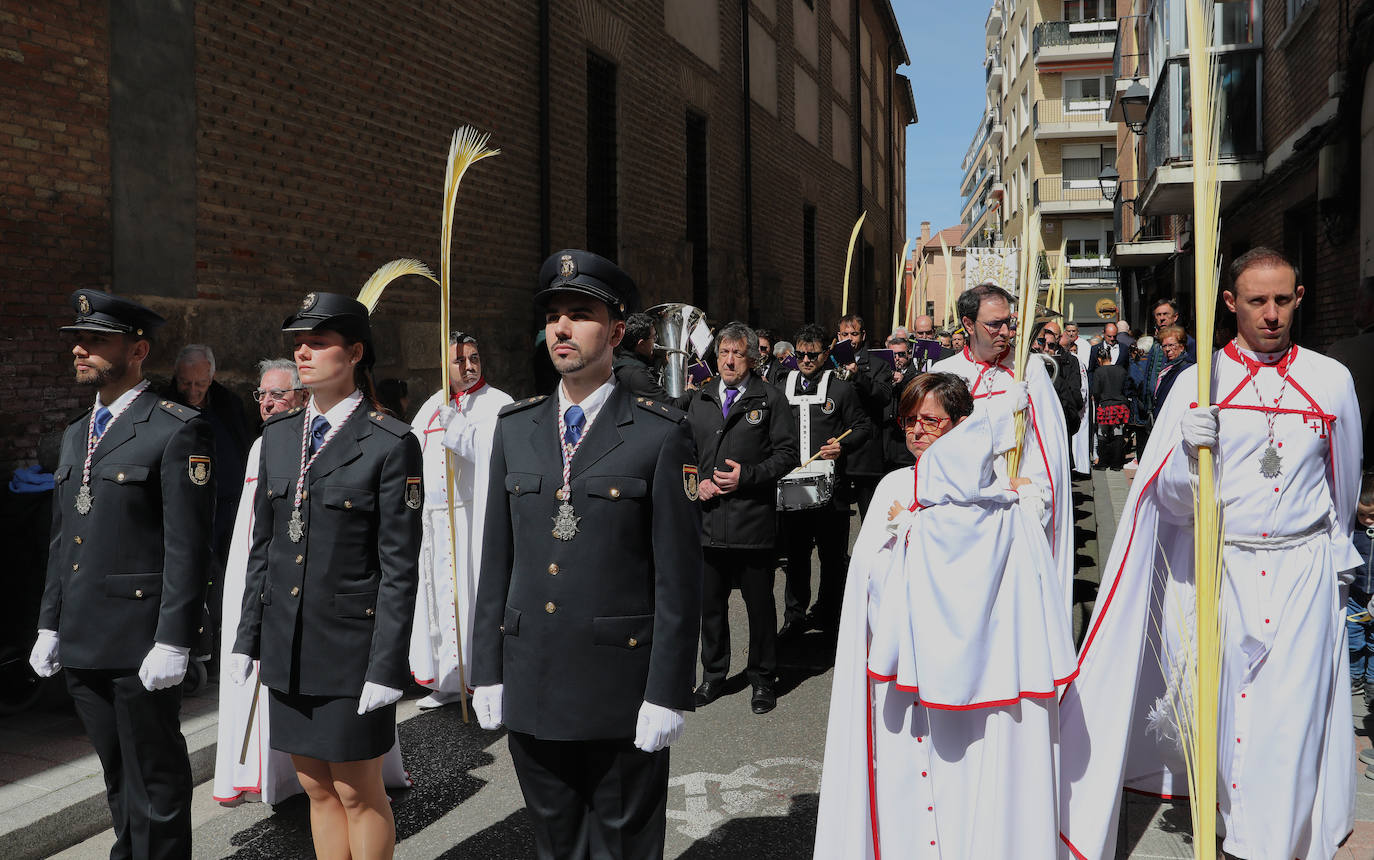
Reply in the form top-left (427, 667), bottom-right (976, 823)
top-left (0, 0), bottom-right (909, 473)
top-left (0, 3), bottom-right (110, 470)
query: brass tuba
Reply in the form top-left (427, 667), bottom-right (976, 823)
top-left (646, 302), bottom-right (708, 399)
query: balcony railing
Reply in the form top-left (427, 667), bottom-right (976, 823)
top-left (1144, 53), bottom-right (1262, 176)
top-left (1033, 99), bottom-right (1113, 131)
top-left (1033, 19), bottom-right (1117, 55)
top-left (1063, 265), bottom-right (1120, 286)
top-left (1114, 179), bottom-right (1174, 243)
top-left (985, 50), bottom-right (1004, 81)
top-left (1033, 175), bottom-right (1111, 207)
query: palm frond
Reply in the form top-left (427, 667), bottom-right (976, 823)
top-left (840, 211), bottom-right (868, 315)
top-left (892, 239), bottom-right (912, 333)
top-left (357, 258), bottom-right (439, 313)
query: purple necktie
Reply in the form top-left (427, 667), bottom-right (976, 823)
top-left (722, 387), bottom-right (739, 418)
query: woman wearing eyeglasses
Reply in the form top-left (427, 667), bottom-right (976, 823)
top-left (814, 372), bottom-right (1077, 859)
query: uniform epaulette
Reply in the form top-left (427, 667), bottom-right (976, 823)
top-left (263, 405), bottom-right (305, 427)
top-left (365, 409), bottom-right (411, 437)
top-left (156, 399), bottom-right (198, 422)
top-left (633, 396), bottom-right (687, 422)
top-left (499, 395), bottom-right (549, 417)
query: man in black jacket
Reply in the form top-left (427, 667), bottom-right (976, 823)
top-left (1031, 319), bottom-right (1083, 438)
top-left (779, 324), bottom-right (873, 637)
top-left (685, 322), bottom-right (798, 714)
top-left (834, 314), bottom-right (892, 516)
top-left (32, 290), bottom-right (216, 859)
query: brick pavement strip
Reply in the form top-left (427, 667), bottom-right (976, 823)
top-left (11, 474), bottom-right (1374, 858)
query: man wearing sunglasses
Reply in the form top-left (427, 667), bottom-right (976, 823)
top-left (931, 283), bottom-right (1074, 614)
top-left (834, 315), bottom-right (892, 518)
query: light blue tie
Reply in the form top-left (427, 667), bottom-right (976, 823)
top-left (564, 405), bottom-right (585, 446)
top-left (309, 415), bottom-right (330, 456)
top-left (93, 406), bottom-right (111, 439)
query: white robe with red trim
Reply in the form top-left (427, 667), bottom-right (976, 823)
top-left (814, 399), bottom-right (1077, 859)
top-left (408, 383), bottom-right (512, 694)
top-left (1058, 344), bottom-right (1362, 860)
top-left (215, 438), bottom-right (410, 804)
top-left (932, 348), bottom-right (1076, 615)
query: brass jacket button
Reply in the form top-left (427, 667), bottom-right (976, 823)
top-left (134, 589), bottom-right (144, 598)
top-left (295, 554), bottom-right (304, 564)
top-left (548, 563), bottom-right (559, 575)
top-left (344, 500), bottom-right (353, 509)
top-left (116, 472), bottom-right (125, 482)
top-left (610, 487), bottom-right (621, 499)
top-left (290, 586), bottom-right (300, 596)
top-left (545, 601), bottom-right (556, 614)
top-left (365, 607), bottom-right (375, 617)
top-left (627, 637), bottom-right (637, 648)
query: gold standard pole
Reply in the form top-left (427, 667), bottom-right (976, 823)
top-left (438, 128), bottom-right (500, 723)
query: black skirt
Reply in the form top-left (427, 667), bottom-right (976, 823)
top-left (268, 688), bottom-right (395, 762)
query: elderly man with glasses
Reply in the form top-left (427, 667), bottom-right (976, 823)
top-left (931, 283), bottom-right (1075, 614)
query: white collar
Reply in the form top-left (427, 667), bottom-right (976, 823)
top-left (94, 379), bottom-right (150, 414)
top-left (307, 389), bottom-right (364, 429)
top-left (557, 373), bottom-right (617, 432)
top-left (718, 374), bottom-right (749, 400)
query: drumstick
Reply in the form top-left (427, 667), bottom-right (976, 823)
top-left (239, 676), bottom-right (260, 765)
top-left (795, 429), bottom-right (852, 470)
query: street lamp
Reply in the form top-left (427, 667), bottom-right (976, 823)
top-left (1098, 164), bottom-right (1120, 202)
top-left (1119, 80), bottom-right (1150, 134)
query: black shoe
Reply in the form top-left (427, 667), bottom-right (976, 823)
top-left (751, 684), bottom-right (777, 714)
top-left (693, 680), bottom-right (724, 707)
top-left (778, 620), bottom-right (802, 640)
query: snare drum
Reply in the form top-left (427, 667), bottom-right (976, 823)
top-left (776, 460), bottom-right (835, 511)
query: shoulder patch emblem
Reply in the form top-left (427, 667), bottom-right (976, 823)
top-left (682, 465), bottom-right (699, 501)
top-left (405, 477), bottom-right (422, 509)
top-left (188, 456), bottom-right (211, 486)
top-left (821, 398), bottom-right (836, 415)
top-left (745, 408), bottom-right (763, 425)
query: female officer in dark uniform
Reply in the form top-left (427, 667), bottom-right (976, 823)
top-left (230, 293), bottom-right (421, 859)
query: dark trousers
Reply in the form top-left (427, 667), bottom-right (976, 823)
top-left (65, 668), bottom-right (191, 860)
top-left (781, 505), bottom-right (851, 628)
top-left (849, 475), bottom-right (880, 519)
top-left (700, 547), bottom-right (777, 686)
top-left (508, 731), bottom-right (669, 860)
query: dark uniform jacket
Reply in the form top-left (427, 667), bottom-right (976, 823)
top-left (839, 348), bottom-right (893, 478)
top-left (40, 392), bottom-right (216, 670)
top-left (1047, 351), bottom-right (1085, 435)
top-left (470, 385), bottom-right (704, 741)
top-left (612, 350), bottom-right (691, 409)
top-left (781, 370), bottom-right (874, 499)
top-left (234, 401), bottom-right (422, 697)
top-left (685, 375), bottom-right (798, 549)
top-left (883, 365), bottom-right (920, 470)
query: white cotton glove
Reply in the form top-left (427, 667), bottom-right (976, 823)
top-left (473, 684), bottom-right (504, 730)
top-left (1017, 479), bottom-right (1049, 525)
top-left (1338, 566), bottom-right (1357, 586)
top-left (1005, 380), bottom-right (1030, 415)
top-left (137, 642), bottom-right (190, 691)
top-left (1181, 405), bottom-right (1220, 458)
top-left (227, 653), bottom-right (255, 687)
top-left (29, 629), bottom-right (60, 677)
top-left (438, 403), bottom-right (460, 429)
top-left (634, 701), bottom-right (685, 753)
top-left (357, 681), bottom-right (404, 715)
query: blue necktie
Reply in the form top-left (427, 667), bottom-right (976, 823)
top-left (564, 405), bottom-right (585, 446)
top-left (722, 386), bottom-right (739, 418)
top-left (93, 406), bottom-right (111, 440)
top-left (310, 415), bottom-right (330, 456)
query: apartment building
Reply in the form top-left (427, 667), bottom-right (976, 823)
top-left (1108, 0), bottom-right (1373, 349)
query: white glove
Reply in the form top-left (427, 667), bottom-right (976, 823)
top-left (1181, 405), bottom-right (1220, 458)
top-left (437, 403), bottom-right (459, 429)
top-left (29, 629), bottom-right (60, 677)
top-left (1006, 380), bottom-right (1030, 415)
top-left (137, 642), bottom-right (190, 691)
top-left (227, 653), bottom-right (255, 687)
top-left (1017, 479), bottom-right (1050, 525)
top-left (357, 681), bottom-right (403, 715)
top-left (473, 684), bottom-right (504, 730)
top-left (633, 701), bottom-right (685, 753)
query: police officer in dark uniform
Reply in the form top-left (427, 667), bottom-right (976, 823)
top-left (229, 292), bottom-right (421, 859)
top-left (684, 321), bottom-right (797, 714)
top-left (470, 249), bottom-right (703, 860)
top-left (31, 289), bottom-right (215, 860)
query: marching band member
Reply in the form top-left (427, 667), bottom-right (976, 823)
top-left (815, 372), bottom-right (1075, 858)
top-left (409, 331), bottom-right (512, 709)
top-left (932, 282), bottom-right (1074, 612)
top-left (1058, 249), bottom-right (1361, 860)
top-left (230, 293), bottom-right (422, 860)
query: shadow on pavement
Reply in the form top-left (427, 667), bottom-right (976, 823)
top-left (675, 792), bottom-right (818, 858)
top-left (222, 702), bottom-right (505, 858)
top-left (435, 809), bottom-right (535, 858)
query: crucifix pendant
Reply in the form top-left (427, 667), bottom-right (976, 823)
top-left (288, 509), bottom-right (305, 543)
top-left (551, 501), bottom-right (580, 541)
top-left (75, 484), bottom-right (93, 515)
top-left (1258, 445), bottom-right (1282, 480)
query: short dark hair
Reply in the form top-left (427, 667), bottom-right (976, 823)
top-left (1150, 298), bottom-right (1180, 317)
top-left (449, 330), bottom-right (478, 346)
top-left (898, 372), bottom-right (974, 424)
top-left (623, 312), bottom-right (656, 348)
top-left (1229, 247), bottom-right (1301, 293)
top-left (795, 323), bottom-right (829, 348)
top-left (755, 327), bottom-right (774, 343)
top-left (838, 313), bottom-right (864, 332)
top-left (956, 282), bottom-right (1014, 328)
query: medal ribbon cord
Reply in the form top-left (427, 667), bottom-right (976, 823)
top-left (291, 397), bottom-right (363, 512)
top-left (79, 383), bottom-right (148, 498)
top-left (556, 405), bottom-right (590, 496)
